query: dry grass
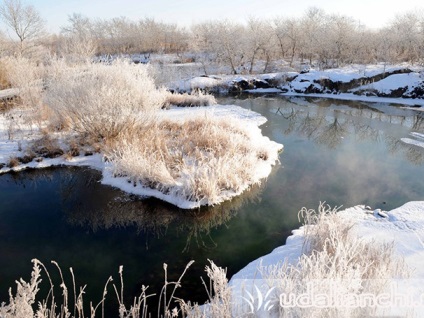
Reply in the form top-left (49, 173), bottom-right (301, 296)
top-left (107, 116), bottom-right (273, 206)
top-left (0, 57), bottom-right (44, 110)
top-left (0, 205), bottom-right (411, 318)
top-left (0, 60), bottom-right (11, 90)
top-left (4, 59), bottom-right (269, 208)
top-left (164, 91), bottom-right (217, 107)
top-left (29, 136), bottom-right (64, 158)
top-left (7, 157), bottom-right (20, 168)
top-left (179, 260), bottom-right (232, 318)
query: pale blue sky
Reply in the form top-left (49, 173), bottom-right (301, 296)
top-left (2, 0), bottom-right (424, 33)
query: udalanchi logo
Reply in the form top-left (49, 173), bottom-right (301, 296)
top-left (241, 285), bottom-right (276, 313)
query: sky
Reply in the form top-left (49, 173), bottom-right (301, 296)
top-left (2, 0), bottom-right (424, 33)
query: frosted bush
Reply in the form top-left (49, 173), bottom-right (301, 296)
top-left (44, 60), bottom-right (167, 140)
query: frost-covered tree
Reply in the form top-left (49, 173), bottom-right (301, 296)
top-left (272, 17), bottom-right (302, 67)
top-left (0, 0), bottom-right (45, 56)
top-left (245, 17), bottom-right (274, 73)
top-left (326, 14), bottom-right (357, 66)
top-left (215, 20), bottom-right (247, 74)
top-left (190, 22), bottom-right (219, 74)
top-left (60, 13), bottom-right (97, 59)
top-left (202, 20), bottom-right (247, 74)
top-left (299, 7), bottom-right (327, 65)
top-left (387, 12), bottom-right (422, 63)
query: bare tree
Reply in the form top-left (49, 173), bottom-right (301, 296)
top-left (60, 13), bottom-right (97, 59)
top-left (272, 17), bottom-right (302, 67)
top-left (388, 12), bottom-right (422, 63)
top-left (0, 0), bottom-right (45, 55)
top-left (245, 17), bottom-right (274, 73)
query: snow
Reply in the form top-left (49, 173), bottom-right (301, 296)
top-left (230, 202), bottom-right (424, 317)
top-left (354, 73), bottom-right (423, 93)
top-left (171, 76), bottom-right (224, 92)
top-left (291, 65), bottom-right (411, 83)
top-left (245, 88), bottom-right (283, 94)
top-left (160, 104), bottom-right (268, 127)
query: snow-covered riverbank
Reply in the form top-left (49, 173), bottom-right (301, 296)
top-left (230, 202), bottom-right (424, 317)
top-left (174, 64), bottom-right (424, 108)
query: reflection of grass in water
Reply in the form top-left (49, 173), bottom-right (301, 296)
top-left (66, 181), bottom-right (264, 251)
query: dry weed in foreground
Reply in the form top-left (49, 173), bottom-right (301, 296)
top-left (107, 116), bottom-right (274, 206)
top-left (179, 260), bottom-right (232, 318)
top-left (0, 259), bottom-right (229, 318)
top-left (261, 203), bottom-right (409, 318)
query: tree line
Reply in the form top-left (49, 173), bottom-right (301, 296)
top-left (1, 0), bottom-right (424, 73)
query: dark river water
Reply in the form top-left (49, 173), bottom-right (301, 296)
top-left (1, 96), bottom-right (424, 315)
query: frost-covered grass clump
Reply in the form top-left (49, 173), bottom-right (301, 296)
top-left (107, 116), bottom-right (280, 207)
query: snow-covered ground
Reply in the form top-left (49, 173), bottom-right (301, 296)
top-left (231, 202), bottom-right (424, 317)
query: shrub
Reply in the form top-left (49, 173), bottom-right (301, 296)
top-left (44, 60), bottom-right (168, 141)
top-left (7, 157), bottom-right (20, 168)
top-left (29, 136), bottom-right (64, 158)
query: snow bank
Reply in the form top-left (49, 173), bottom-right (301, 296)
top-left (174, 64), bottom-right (424, 108)
top-left (354, 73), bottom-right (422, 93)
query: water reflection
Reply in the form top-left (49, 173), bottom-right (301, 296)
top-left (271, 97), bottom-right (424, 164)
top-left (64, 174), bottom-right (264, 251)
